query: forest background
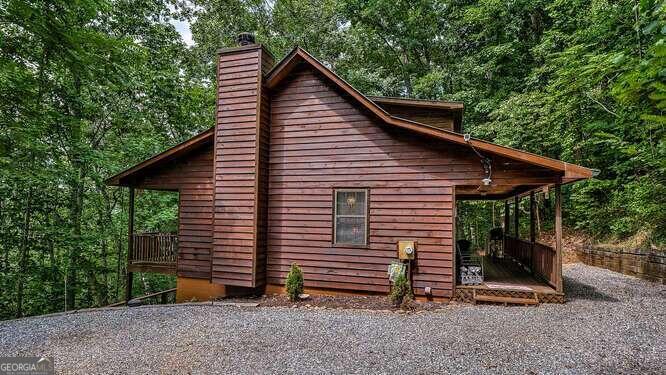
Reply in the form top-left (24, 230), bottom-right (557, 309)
top-left (1, 0), bottom-right (664, 319)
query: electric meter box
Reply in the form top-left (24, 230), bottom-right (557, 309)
top-left (398, 240), bottom-right (416, 260)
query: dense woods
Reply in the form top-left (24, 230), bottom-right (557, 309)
top-left (1, 0), bottom-right (664, 319)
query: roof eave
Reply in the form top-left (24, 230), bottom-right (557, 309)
top-left (368, 96), bottom-right (464, 111)
top-left (105, 128), bottom-right (214, 187)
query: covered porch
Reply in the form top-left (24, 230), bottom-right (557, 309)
top-left (454, 182), bottom-right (565, 304)
top-left (106, 132), bottom-right (214, 304)
top-left (123, 186), bottom-right (180, 302)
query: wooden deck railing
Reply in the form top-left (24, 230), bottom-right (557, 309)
top-left (505, 236), bottom-right (532, 267)
top-left (532, 242), bottom-right (557, 288)
top-left (129, 232), bottom-right (178, 274)
top-left (505, 236), bottom-right (557, 289)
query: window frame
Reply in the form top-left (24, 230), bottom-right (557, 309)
top-left (332, 188), bottom-right (369, 247)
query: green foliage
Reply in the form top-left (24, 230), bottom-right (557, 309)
top-left (1, 0), bottom-right (664, 320)
top-left (0, 0), bottom-right (210, 319)
top-left (389, 273), bottom-right (413, 307)
top-left (285, 263), bottom-right (304, 302)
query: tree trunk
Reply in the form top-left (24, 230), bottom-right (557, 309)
top-left (48, 238), bottom-right (58, 313)
top-left (0, 199), bottom-right (8, 272)
top-left (65, 166), bottom-right (84, 310)
top-left (16, 189), bottom-right (33, 318)
top-left (99, 239), bottom-right (109, 306)
top-left (116, 237), bottom-right (122, 301)
top-left (115, 191), bottom-right (124, 302)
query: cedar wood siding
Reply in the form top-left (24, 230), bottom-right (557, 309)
top-left (266, 65), bottom-right (456, 298)
top-left (378, 103), bottom-right (456, 132)
top-left (266, 65), bottom-right (556, 298)
top-left (213, 45), bottom-right (273, 288)
top-left (133, 144), bottom-right (214, 280)
top-left (256, 51), bottom-right (274, 287)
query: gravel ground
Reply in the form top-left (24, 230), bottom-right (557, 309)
top-left (1, 263), bottom-right (664, 374)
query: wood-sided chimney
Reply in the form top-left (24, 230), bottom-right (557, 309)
top-left (212, 33), bottom-right (274, 289)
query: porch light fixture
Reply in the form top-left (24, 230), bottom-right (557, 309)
top-left (464, 134), bottom-right (493, 188)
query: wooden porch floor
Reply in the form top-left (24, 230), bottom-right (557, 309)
top-left (456, 256), bottom-right (562, 296)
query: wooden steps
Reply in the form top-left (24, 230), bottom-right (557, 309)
top-left (473, 289), bottom-right (539, 306)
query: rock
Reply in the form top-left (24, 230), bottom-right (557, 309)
top-left (298, 293), bottom-right (310, 300)
top-left (291, 304), bottom-right (297, 308)
top-left (127, 298), bottom-right (143, 307)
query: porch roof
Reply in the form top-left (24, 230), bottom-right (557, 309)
top-left (105, 128), bottom-right (213, 187)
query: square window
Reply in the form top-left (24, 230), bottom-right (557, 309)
top-left (334, 190), bottom-right (367, 245)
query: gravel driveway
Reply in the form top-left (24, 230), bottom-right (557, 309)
top-left (1, 263), bottom-right (664, 374)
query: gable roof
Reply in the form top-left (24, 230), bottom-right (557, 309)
top-left (107, 46), bottom-right (593, 187)
top-left (266, 47), bottom-right (593, 183)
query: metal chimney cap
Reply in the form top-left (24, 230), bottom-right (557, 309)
top-left (236, 32), bottom-right (255, 46)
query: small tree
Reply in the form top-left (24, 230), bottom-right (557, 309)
top-left (285, 263), bottom-right (304, 301)
top-left (389, 273), bottom-right (413, 307)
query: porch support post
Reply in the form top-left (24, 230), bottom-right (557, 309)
top-left (530, 191), bottom-right (536, 272)
top-left (503, 200), bottom-right (509, 233)
top-left (554, 183), bottom-right (563, 293)
top-left (504, 200), bottom-right (510, 250)
top-left (125, 187), bottom-right (135, 304)
top-left (513, 196), bottom-right (519, 238)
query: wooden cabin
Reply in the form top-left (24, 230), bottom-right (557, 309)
top-left (106, 34), bottom-right (593, 305)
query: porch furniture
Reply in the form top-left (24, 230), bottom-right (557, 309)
top-left (457, 240), bottom-right (484, 285)
top-left (488, 227), bottom-right (504, 259)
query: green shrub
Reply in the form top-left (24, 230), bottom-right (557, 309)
top-left (285, 263), bottom-right (304, 301)
top-left (389, 273), bottom-right (413, 306)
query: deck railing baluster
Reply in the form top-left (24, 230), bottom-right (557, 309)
top-left (129, 232), bottom-right (178, 271)
top-left (505, 235), bottom-right (557, 290)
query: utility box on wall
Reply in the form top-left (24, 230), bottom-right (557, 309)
top-left (398, 240), bottom-right (416, 260)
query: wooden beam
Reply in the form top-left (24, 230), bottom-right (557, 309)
top-left (554, 183), bottom-right (563, 293)
top-left (125, 187), bottom-right (135, 303)
top-left (127, 263), bottom-right (176, 275)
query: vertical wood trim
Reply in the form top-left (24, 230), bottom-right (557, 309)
top-left (210, 52), bottom-right (222, 285)
top-left (126, 187), bottom-right (135, 303)
top-left (554, 183), bottom-right (563, 293)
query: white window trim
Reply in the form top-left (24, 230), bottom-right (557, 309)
top-left (333, 188), bottom-right (368, 246)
